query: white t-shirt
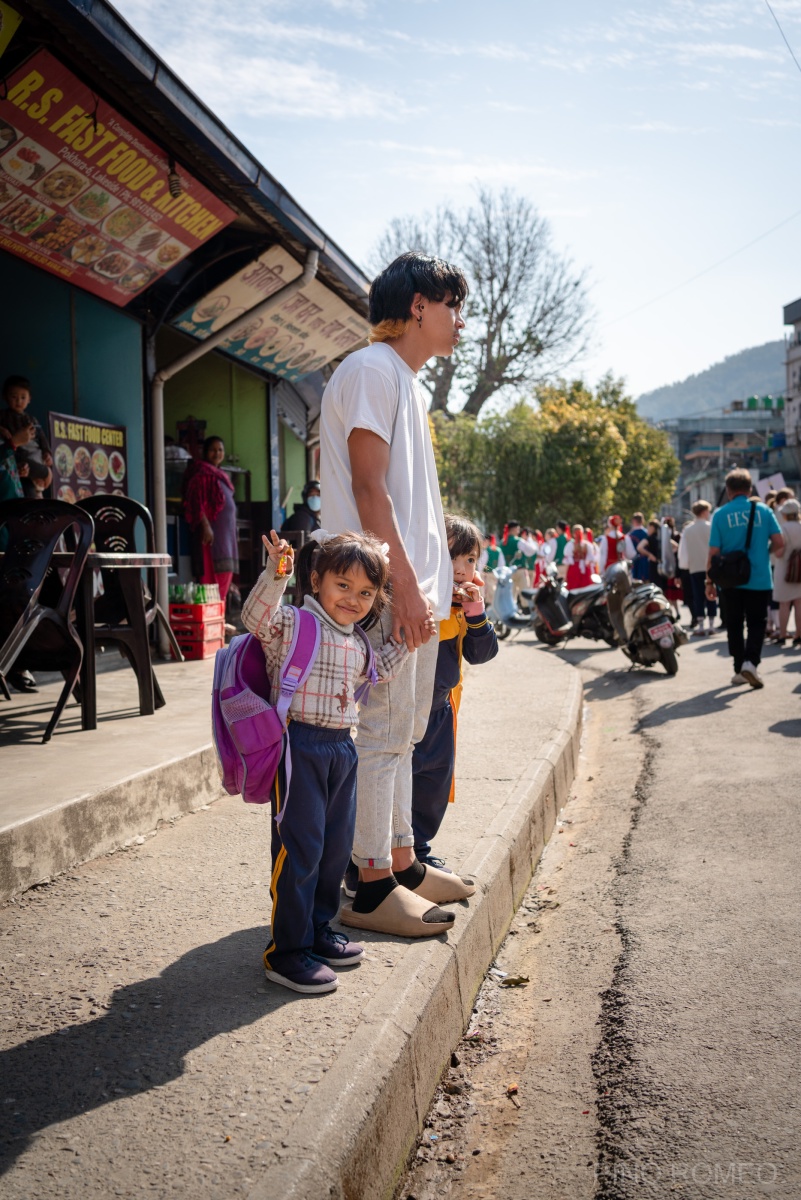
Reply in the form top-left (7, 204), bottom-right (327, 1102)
top-left (319, 342), bottom-right (452, 619)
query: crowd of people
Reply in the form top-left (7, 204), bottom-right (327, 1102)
top-left (479, 475), bottom-right (800, 688)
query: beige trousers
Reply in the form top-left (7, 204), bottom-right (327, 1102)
top-left (351, 608), bottom-right (439, 869)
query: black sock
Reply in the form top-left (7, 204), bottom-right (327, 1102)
top-left (352, 876), bottom-right (398, 914)
top-left (394, 859), bottom-right (426, 891)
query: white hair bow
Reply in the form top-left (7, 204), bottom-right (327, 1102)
top-left (309, 528), bottom-right (333, 545)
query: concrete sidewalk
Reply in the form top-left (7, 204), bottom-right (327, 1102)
top-left (0, 655), bottom-right (220, 902)
top-left (0, 635), bottom-right (582, 1200)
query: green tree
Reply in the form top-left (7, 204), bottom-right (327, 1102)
top-left (594, 375), bottom-right (679, 518)
top-left (430, 377), bottom-right (679, 535)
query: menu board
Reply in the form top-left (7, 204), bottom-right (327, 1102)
top-left (0, 50), bottom-right (235, 305)
top-left (48, 412), bottom-right (127, 503)
top-left (174, 244), bottom-right (368, 381)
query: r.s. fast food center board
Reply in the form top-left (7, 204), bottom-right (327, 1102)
top-left (0, 49), bottom-right (235, 305)
top-left (173, 245), bottom-right (368, 383)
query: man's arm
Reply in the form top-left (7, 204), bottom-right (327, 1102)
top-left (347, 427), bottom-right (433, 649)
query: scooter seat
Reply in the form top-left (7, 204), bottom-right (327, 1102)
top-left (519, 588), bottom-right (537, 601)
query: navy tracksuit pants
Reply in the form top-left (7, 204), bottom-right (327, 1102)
top-left (411, 702), bottom-right (455, 860)
top-left (266, 721), bottom-right (357, 961)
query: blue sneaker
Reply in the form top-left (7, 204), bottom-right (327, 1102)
top-left (313, 925), bottom-right (364, 967)
top-left (419, 854), bottom-right (453, 874)
top-left (263, 949), bottom-right (338, 994)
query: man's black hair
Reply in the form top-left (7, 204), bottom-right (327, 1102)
top-left (557, 520), bottom-right (568, 532)
top-left (369, 252), bottom-right (468, 325)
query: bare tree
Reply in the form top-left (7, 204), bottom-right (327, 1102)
top-left (369, 187), bottom-right (591, 418)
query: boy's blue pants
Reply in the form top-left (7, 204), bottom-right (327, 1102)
top-left (411, 702), bottom-right (455, 860)
top-left (266, 721), bottom-right (357, 961)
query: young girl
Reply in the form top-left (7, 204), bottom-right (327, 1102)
top-left (242, 528), bottom-right (423, 994)
top-left (411, 515), bottom-right (499, 870)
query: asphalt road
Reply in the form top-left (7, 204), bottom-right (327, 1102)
top-left (402, 629), bottom-right (801, 1200)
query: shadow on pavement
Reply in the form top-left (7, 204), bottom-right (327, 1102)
top-left (0, 926), bottom-right (300, 1174)
top-left (637, 685), bottom-right (752, 728)
top-left (769, 718), bottom-right (801, 738)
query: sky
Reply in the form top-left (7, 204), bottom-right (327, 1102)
top-left (113, 0), bottom-right (801, 399)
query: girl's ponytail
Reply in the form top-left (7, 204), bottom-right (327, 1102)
top-left (296, 539), bottom-right (321, 602)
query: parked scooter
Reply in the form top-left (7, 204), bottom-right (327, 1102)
top-left (531, 563), bottom-right (617, 648)
top-left (486, 565), bottom-right (539, 640)
top-left (604, 561), bottom-right (688, 675)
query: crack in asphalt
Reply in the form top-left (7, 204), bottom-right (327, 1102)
top-left (591, 695), bottom-right (662, 1200)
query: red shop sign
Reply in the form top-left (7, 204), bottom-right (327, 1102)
top-left (0, 49), bottom-right (235, 305)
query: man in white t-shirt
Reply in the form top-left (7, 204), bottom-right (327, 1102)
top-left (320, 252), bottom-right (474, 938)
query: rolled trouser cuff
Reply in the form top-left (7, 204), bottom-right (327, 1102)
top-left (391, 834), bottom-right (415, 849)
top-left (351, 853), bottom-right (392, 871)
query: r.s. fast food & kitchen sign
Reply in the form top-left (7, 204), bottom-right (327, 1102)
top-left (0, 50), bottom-right (235, 304)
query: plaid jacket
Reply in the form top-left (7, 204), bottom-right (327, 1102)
top-left (242, 570), bottom-right (408, 730)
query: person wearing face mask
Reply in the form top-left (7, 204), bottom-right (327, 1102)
top-left (281, 480), bottom-right (322, 534)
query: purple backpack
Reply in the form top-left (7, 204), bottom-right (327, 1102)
top-left (211, 607), bottom-right (377, 821)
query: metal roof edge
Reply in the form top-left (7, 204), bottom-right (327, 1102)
top-left (34, 0), bottom-right (371, 308)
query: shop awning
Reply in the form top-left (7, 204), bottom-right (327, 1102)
top-left (172, 245), bottom-right (368, 382)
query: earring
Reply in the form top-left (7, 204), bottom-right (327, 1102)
top-left (417, 314), bottom-right (422, 328)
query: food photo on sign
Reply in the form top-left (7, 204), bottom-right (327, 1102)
top-left (48, 412), bottom-right (127, 503)
top-left (0, 50), bottom-right (235, 305)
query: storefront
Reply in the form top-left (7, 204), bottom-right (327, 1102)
top-left (0, 0), bottom-right (370, 611)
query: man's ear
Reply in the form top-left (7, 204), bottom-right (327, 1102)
top-left (410, 292), bottom-right (425, 322)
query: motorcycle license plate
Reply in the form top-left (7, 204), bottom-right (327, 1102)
top-left (648, 621), bottom-right (673, 641)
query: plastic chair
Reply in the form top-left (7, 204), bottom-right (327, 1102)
top-left (77, 496), bottom-right (183, 716)
top-left (0, 499), bottom-right (94, 742)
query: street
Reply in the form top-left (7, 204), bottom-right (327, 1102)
top-left (402, 632), bottom-right (801, 1200)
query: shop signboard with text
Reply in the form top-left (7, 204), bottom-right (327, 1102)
top-left (174, 244), bottom-right (368, 381)
top-left (0, 50), bottom-right (235, 305)
top-left (48, 412), bottom-right (128, 503)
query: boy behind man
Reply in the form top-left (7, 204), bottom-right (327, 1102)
top-left (321, 252), bottom-right (473, 938)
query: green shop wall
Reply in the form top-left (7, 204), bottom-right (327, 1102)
top-left (0, 252), bottom-right (145, 501)
top-left (158, 328), bottom-right (269, 503)
top-left (281, 423), bottom-right (307, 514)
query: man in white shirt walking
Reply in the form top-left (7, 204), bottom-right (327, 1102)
top-left (320, 252), bottom-right (475, 939)
top-left (679, 501), bottom-right (716, 636)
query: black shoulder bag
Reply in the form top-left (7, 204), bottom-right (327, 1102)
top-left (708, 499), bottom-right (756, 589)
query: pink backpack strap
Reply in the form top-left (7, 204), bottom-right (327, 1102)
top-left (274, 607), bottom-right (321, 825)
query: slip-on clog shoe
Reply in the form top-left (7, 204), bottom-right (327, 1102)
top-left (339, 886), bottom-right (454, 938)
top-left (413, 863), bottom-right (476, 903)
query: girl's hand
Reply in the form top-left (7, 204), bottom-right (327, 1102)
top-left (262, 530), bottom-right (294, 569)
top-left (458, 580), bottom-right (483, 606)
top-left (200, 516), bottom-right (214, 546)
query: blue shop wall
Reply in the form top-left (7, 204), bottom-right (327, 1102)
top-left (0, 253), bottom-right (145, 503)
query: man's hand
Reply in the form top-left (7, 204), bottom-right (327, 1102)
top-left (43, 451), bottom-right (53, 467)
top-left (391, 572), bottom-right (434, 649)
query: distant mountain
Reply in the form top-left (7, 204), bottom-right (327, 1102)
top-left (636, 341), bottom-right (786, 421)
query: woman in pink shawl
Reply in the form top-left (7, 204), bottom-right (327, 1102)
top-left (182, 436), bottom-right (238, 602)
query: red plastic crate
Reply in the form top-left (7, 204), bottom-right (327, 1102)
top-left (171, 634), bottom-right (224, 661)
top-left (171, 618), bottom-right (224, 643)
top-left (169, 600), bottom-right (224, 624)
